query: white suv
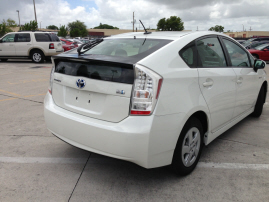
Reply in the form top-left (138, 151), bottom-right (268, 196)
top-left (44, 31), bottom-right (267, 175)
top-left (0, 31), bottom-right (63, 63)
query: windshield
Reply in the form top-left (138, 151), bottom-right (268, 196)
top-left (83, 38), bottom-right (171, 58)
top-left (254, 44), bottom-right (269, 50)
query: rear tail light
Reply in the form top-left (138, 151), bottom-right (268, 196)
top-left (49, 43), bottom-right (54, 49)
top-left (48, 62), bottom-right (55, 94)
top-left (130, 64), bottom-right (163, 115)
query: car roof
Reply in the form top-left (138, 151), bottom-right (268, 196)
top-left (109, 31), bottom-right (229, 40)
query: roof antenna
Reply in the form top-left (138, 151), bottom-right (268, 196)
top-left (139, 20), bottom-right (151, 35)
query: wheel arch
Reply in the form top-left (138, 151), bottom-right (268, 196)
top-left (28, 48), bottom-right (45, 57)
top-left (179, 109), bottom-right (210, 145)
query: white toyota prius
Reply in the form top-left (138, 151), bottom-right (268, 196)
top-left (44, 31), bottom-right (267, 175)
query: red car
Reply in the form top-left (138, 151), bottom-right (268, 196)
top-left (248, 43), bottom-right (269, 60)
top-left (60, 39), bottom-right (78, 48)
top-left (62, 43), bottom-right (75, 52)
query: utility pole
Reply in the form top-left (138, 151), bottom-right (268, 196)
top-left (16, 10), bottom-right (20, 28)
top-left (33, 0), bottom-right (37, 22)
top-left (40, 21), bottom-right (42, 29)
top-left (133, 12), bottom-right (134, 32)
top-left (196, 26), bottom-right (198, 31)
top-left (249, 26), bottom-right (252, 31)
top-left (242, 24), bottom-right (244, 32)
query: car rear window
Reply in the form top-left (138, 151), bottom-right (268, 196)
top-left (55, 60), bottom-right (134, 84)
top-left (84, 38), bottom-right (172, 60)
top-left (35, 33), bottom-right (51, 42)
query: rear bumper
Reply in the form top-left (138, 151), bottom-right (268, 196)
top-left (44, 93), bottom-right (186, 168)
top-left (46, 49), bottom-right (64, 56)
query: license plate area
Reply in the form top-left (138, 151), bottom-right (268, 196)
top-left (65, 87), bottom-right (105, 114)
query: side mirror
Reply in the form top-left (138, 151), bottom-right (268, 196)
top-left (254, 59), bottom-right (266, 72)
top-left (0, 39), bottom-right (2, 43)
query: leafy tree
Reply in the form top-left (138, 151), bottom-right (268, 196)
top-left (70, 28), bottom-right (81, 37)
top-left (47, 25), bottom-right (59, 30)
top-left (57, 25), bottom-right (68, 37)
top-left (209, 25), bottom-right (224, 32)
top-left (157, 16), bottom-right (184, 31)
top-left (0, 19), bottom-right (15, 37)
top-left (157, 18), bottom-right (166, 31)
top-left (21, 21), bottom-right (38, 31)
top-left (68, 20), bottom-right (88, 37)
top-left (93, 23), bottom-right (119, 29)
top-left (5, 18), bottom-right (17, 27)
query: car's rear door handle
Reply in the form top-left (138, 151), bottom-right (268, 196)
top-left (203, 80), bottom-right (214, 87)
top-left (9, 44), bottom-right (13, 46)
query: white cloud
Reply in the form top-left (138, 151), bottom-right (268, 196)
top-left (0, 0), bottom-right (268, 31)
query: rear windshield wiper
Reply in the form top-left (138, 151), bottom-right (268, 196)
top-left (77, 38), bottom-right (103, 55)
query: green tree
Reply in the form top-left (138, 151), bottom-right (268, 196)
top-left (68, 20), bottom-right (88, 37)
top-left (157, 18), bottom-right (166, 31)
top-left (57, 25), bottom-right (68, 37)
top-left (5, 18), bottom-right (17, 27)
top-left (93, 23), bottom-right (119, 29)
top-left (47, 25), bottom-right (59, 30)
top-left (21, 21), bottom-right (38, 31)
top-left (0, 18), bottom-right (15, 37)
top-left (209, 25), bottom-right (224, 32)
top-left (157, 16), bottom-right (184, 31)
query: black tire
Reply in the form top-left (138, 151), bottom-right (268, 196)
top-left (172, 117), bottom-right (204, 176)
top-left (251, 86), bottom-right (265, 117)
top-left (31, 50), bottom-right (44, 63)
top-left (0, 59), bottom-right (8, 62)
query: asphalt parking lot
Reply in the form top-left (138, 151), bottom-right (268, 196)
top-left (0, 60), bottom-right (269, 202)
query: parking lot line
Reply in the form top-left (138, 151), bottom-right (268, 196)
top-left (0, 157), bottom-right (269, 170)
top-left (0, 93), bottom-right (46, 102)
top-left (0, 157), bottom-right (87, 164)
top-left (0, 89), bottom-right (21, 96)
top-left (198, 162), bottom-right (269, 170)
top-left (0, 97), bottom-right (18, 102)
top-left (24, 93), bottom-right (46, 98)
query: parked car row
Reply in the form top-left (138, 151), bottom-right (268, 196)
top-left (235, 38), bottom-right (269, 61)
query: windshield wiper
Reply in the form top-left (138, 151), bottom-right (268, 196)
top-left (77, 38), bottom-right (103, 55)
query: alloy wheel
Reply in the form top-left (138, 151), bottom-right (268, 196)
top-left (181, 127), bottom-right (201, 167)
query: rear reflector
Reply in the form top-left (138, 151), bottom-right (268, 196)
top-left (130, 110), bottom-right (151, 115)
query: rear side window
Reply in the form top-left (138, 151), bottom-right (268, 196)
top-left (50, 34), bottom-right (60, 42)
top-left (222, 39), bottom-right (250, 67)
top-left (179, 41), bottom-right (196, 67)
top-left (16, 33), bottom-right (30, 42)
top-left (35, 33), bottom-right (51, 42)
top-left (55, 61), bottom-right (134, 84)
top-left (197, 37), bottom-right (227, 67)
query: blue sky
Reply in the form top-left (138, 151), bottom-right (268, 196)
top-left (67, 0), bottom-right (98, 10)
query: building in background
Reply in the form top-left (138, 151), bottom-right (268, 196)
top-left (224, 31), bottom-right (269, 39)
